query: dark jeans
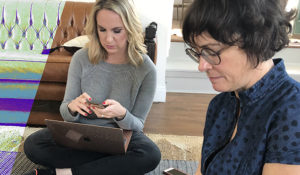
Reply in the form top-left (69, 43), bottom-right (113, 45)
top-left (24, 128), bottom-right (161, 175)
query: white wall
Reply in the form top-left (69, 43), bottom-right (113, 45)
top-left (274, 47), bottom-right (300, 62)
top-left (166, 42), bottom-right (300, 94)
top-left (67, 0), bottom-right (174, 102)
top-left (134, 0), bottom-right (173, 102)
top-left (274, 48), bottom-right (300, 82)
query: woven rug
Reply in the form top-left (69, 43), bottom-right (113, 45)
top-left (1, 127), bottom-right (200, 174)
top-left (7, 152), bottom-right (197, 175)
top-left (18, 127), bottom-right (203, 161)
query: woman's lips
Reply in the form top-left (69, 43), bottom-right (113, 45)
top-left (106, 45), bottom-right (115, 49)
top-left (208, 76), bottom-right (222, 83)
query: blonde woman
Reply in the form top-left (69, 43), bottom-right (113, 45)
top-left (24, 0), bottom-right (161, 174)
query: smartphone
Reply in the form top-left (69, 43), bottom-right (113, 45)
top-left (86, 101), bottom-right (107, 109)
top-left (163, 168), bottom-right (187, 175)
top-left (83, 101), bottom-right (107, 119)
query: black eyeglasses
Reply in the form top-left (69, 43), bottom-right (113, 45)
top-left (185, 46), bottom-right (229, 65)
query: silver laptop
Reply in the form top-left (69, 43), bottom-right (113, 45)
top-left (45, 119), bottom-right (132, 155)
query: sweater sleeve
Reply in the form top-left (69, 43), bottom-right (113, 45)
top-left (114, 57), bottom-right (157, 131)
top-left (59, 50), bottom-right (85, 122)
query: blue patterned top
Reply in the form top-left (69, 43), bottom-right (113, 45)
top-left (201, 59), bottom-right (300, 175)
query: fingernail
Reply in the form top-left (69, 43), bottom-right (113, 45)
top-left (89, 98), bottom-right (92, 101)
top-left (102, 101), bottom-right (106, 105)
top-left (89, 111), bottom-right (92, 114)
top-left (92, 107), bottom-right (95, 109)
top-left (84, 113), bottom-right (88, 116)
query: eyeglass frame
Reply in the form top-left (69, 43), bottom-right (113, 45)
top-left (185, 46), bottom-right (230, 65)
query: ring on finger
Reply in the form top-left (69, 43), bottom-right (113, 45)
top-left (101, 114), bottom-right (104, 118)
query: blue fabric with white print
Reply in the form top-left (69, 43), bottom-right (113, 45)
top-left (201, 58), bottom-right (300, 175)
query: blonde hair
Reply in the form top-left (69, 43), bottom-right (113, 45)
top-left (85, 0), bottom-right (147, 66)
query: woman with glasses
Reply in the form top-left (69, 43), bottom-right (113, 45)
top-left (182, 0), bottom-right (300, 175)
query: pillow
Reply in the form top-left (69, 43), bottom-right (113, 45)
top-left (63, 35), bottom-right (89, 53)
top-left (63, 35), bottom-right (89, 48)
top-left (42, 35), bottom-right (89, 55)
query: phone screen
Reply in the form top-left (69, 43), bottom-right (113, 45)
top-left (165, 169), bottom-right (187, 175)
top-left (86, 101), bottom-right (107, 109)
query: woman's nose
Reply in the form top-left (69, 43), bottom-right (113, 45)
top-left (105, 32), bottom-right (113, 42)
top-left (198, 58), bottom-right (213, 72)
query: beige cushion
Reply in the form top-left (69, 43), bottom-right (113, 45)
top-left (63, 35), bottom-right (89, 48)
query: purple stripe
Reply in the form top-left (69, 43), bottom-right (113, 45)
top-left (0, 98), bottom-right (34, 112)
top-left (0, 59), bottom-right (46, 63)
top-left (0, 123), bottom-right (26, 127)
top-left (0, 79), bottom-right (40, 84)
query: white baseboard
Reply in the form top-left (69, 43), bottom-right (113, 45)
top-left (166, 66), bottom-right (300, 94)
top-left (153, 85), bottom-right (166, 102)
top-left (166, 70), bottom-right (218, 94)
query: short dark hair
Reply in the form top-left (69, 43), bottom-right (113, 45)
top-left (182, 0), bottom-right (297, 66)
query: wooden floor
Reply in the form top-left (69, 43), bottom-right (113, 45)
top-left (144, 93), bottom-right (215, 136)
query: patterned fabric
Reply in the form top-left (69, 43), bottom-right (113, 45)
top-left (0, 1), bottom-right (64, 174)
top-left (0, 0), bottom-right (64, 53)
top-left (0, 53), bottom-right (47, 126)
top-left (0, 0), bottom-right (64, 126)
top-left (201, 59), bottom-right (300, 175)
top-left (0, 151), bottom-right (18, 175)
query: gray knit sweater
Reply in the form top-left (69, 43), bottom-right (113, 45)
top-left (59, 48), bottom-right (157, 132)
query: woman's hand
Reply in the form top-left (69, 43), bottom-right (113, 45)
top-left (91, 99), bottom-right (126, 120)
top-left (67, 92), bottom-right (92, 116)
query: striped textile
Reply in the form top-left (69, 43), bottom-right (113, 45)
top-left (0, 1), bottom-right (64, 174)
top-left (0, 53), bottom-right (48, 126)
